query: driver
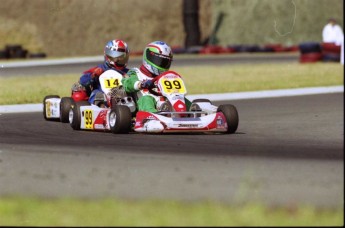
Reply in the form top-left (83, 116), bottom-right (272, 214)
top-left (121, 41), bottom-right (191, 112)
top-left (79, 39), bottom-right (130, 106)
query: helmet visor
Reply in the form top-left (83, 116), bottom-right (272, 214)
top-left (146, 49), bottom-right (172, 70)
top-left (105, 47), bottom-right (128, 58)
top-left (107, 54), bottom-right (128, 66)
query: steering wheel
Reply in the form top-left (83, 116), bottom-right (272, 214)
top-left (147, 74), bottom-right (164, 96)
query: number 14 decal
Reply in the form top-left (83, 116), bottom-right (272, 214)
top-left (105, 78), bottom-right (120, 88)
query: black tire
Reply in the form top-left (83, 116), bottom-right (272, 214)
top-left (109, 105), bottom-right (132, 134)
top-left (43, 95), bottom-right (60, 120)
top-left (0, 50), bottom-right (7, 59)
top-left (217, 104), bottom-right (239, 134)
top-left (28, 53), bottom-right (47, 58)
top-left (69, 101), bottom-right (91, 130)
top-left (298, 42), bottom-right (321, 54)
top-left (60, 97), bottom-right (74, 123)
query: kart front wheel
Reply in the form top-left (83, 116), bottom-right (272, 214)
top-left (109, 105), bottom-right (132, 134)
top-left (60, 97), bottom-right (74, 123)
top-left (218, 104), bottom-right (239, 134)
top-left (69, 101), bottom-right (90, 130)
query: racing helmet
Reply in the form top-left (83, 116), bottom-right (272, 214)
top-left (143, 41), bottom-right (173, 76)
top-left (104, 39), bottom-right (129, 69)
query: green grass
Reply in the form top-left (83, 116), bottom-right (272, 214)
top-left (0, 62), bottom-right (343, 105)
top-left (0, 196), bottom-right (343, 226)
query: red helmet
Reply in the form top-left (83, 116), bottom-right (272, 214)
top-left (104, 39), bottom-right (129, 70)
top-left (72, 90), bottom-right (88, 102)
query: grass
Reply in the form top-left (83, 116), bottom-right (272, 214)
top-left (0, 196), bottom-right (343, 226)
top-left (0, 62), bottom-right (343, 105)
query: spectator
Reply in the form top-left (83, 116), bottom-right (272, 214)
top-left (322, 18), bottom-right (344, 64)
top-left (322, 18), bottom-right (344, 46)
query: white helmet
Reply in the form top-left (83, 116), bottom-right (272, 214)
top-left (143, 41), bottom-right (173, 76)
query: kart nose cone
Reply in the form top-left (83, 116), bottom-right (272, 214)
top-left (143, 120), bottom-right (164, 133)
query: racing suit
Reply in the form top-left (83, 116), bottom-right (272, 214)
top-left (79, 62), bottom-right (129, 105)
top-left (121, 65), bottom-right (191, 112)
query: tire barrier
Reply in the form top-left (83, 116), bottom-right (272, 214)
top-left (199, 45), bottom-right (235, 54)
top-left (170, 43), bottom-right (299, 55)
top-left (298, 42), bottom-right (341, 63)
top-left (299, 52), bottom-right (323, 63)
top-left (299, 42), bottom-right (322, 63)
top-left (321, 42), bottom-right (341, 62)
top-left (0, 44), bottom-right (46, 59)
top-left (298, 42), bottom-right (322, 54)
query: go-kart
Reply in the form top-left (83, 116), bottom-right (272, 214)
top-left (103, 70), bottom-right (239, 134)
top-left (133, 71), bottom-right (238, 134)
top-left (67, 70), bottom-right (136, 132)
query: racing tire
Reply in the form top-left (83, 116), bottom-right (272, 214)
top-left (69, 100), bottom-right (91, 130)
top-left (217, 104), bottom-right (239, 134)
top-left (109, 105), bottom-right (132, 134)
top-left (60, 97), bottom-right (74, 123)
top-left (298, 42), bottom-right (321, 54)
top-left (43, 95), bottom-right (60, 121)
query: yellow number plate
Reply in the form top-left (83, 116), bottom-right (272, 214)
top-left (104, 78), bottom-right (121, 89)
top-left (84, 110), bottom-right (93, 129)
top-left (161, 78), bottom-right (186, 94)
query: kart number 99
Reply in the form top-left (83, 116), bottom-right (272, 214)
top-left (161, 78), bottom-right (186, 94)
top-left (84, 110), bottom-right (93, 129)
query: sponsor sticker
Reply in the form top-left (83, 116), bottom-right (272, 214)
top-left (177, 124), bottom-right (198, 128)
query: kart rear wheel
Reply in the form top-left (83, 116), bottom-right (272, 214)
top-left (69, 100), bottom-right (90, 130)
top-left (217, 104), bottom-right (239, 134)
top-left (109, 105), bottom-right (132, 134)
top-left (60, 97), bottom-right (74, 123)
top-left (43, 95), bottom-right (60, 120)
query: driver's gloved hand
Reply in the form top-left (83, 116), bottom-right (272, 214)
top-left (140, 80), bottom-right (154, 89)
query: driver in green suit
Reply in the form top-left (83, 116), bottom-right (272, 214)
top-left (121, 41), bottom-right (192, 113)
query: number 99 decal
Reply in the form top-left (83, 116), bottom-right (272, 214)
top-left (84, 110), bottom-right (93, 129)
top-left (161, 78), bottom-right (186, 94)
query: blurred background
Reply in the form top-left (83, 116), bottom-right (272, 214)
top-left (0, 0), bottom-right (343, 57)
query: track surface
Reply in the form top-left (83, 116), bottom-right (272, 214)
top-left (0, 93), bottom-right (343, 208)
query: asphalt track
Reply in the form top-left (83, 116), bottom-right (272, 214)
top-left (0, 93), bottom-right (343, 208)
top-left (0, 53), bottom-right (343, 208)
